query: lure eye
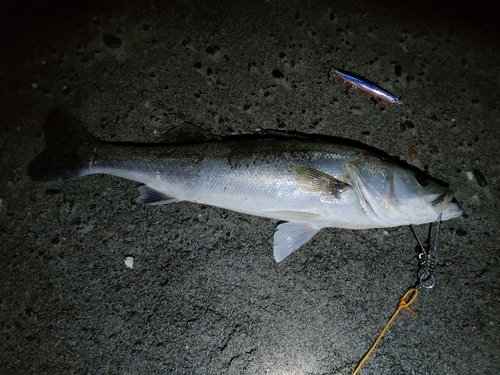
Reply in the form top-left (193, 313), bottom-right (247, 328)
top-left (416, 174), bottom-right (430, 187)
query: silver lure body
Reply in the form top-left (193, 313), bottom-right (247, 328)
top-left (333, 68), bottom-right (402, 104)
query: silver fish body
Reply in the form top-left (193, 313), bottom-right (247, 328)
top-left (28, 110), bottom-right (463, 261)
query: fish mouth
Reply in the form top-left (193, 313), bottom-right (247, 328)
top-left (428, 190), bottom-right (464, 220)
top-left (428, 189), bottom-right (454, 213)
top-left (440, 198), bottom-right (464, 220)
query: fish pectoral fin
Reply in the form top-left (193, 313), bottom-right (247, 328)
top-left (290, 164), bottom-right (350, 198)
top-left (273, 221), bottom-right (320, 262)
top-left (137, 185), bottom-right (179, 205)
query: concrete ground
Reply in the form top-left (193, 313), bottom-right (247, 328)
top-left (1, 0), bottom-right (499, 374)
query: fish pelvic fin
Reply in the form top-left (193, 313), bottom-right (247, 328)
top-left (273, 221), bottom-right (320, 262)
top-left (27, 109), bottom-right (99, 181)
top-left (137, 185), bottom-right (179, 205)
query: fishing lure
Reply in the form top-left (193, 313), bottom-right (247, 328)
top-left (331, 67), bottom-right (402, 104)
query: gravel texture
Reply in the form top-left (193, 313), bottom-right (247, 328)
top-left (1, 0), bottom-right (499, 374)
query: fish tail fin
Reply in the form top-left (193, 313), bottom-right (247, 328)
top-left (27, 109), bottom-right (99, 181)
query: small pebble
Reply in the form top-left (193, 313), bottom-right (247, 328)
top-left (409, 146), bottom-right (419, 161)
top-left (124, 256), bottom-right (134, 269)
top-left (472, 168), bottom-right (487, 187)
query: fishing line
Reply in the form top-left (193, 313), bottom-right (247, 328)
top-left (352, 214), bottom-right (442, 375)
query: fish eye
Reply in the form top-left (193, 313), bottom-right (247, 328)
top-left (416, 174), bottom-right (430, 187)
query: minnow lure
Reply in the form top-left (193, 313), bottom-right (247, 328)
top-left (331, 67), bottom-right (402, 104)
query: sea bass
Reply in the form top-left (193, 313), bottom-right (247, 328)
top-left (28, 109), bottom-right (463, 262)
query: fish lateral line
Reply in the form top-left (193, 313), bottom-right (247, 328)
top-left (331, 67), bottom-right (402, 104)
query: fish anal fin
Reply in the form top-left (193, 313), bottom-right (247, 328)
top-left (290, 164), bottom-right (350, 198)
top-left (273, 221), bottom-right (320, 262)
top-left (137, 185), bottom-right (179, 205)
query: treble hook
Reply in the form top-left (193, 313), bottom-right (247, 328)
top-left (410, 213), bottom-right (442, 289)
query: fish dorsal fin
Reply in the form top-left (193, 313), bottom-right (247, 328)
top-left (273, 221), bottom-right (320, 262)
top-left (290, 164), bottom-right (350, 198)
top-left (137, 185), bottom-right (179, 205)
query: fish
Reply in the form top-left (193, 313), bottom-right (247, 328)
top-left (27, 109), bottom-right (462, 262)
top-left (331, 67), bottom-right (402, 104)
